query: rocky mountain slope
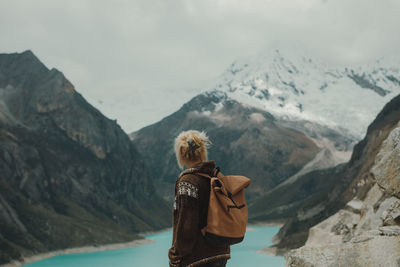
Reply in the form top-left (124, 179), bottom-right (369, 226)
top-left (266, 94), bottom-right (400, 256)
top-left (130, 90), bottom-right (335, 202)
top-left (248, 161), bottom-right (346, 223)
top-left (0, 51), bottom-right (169, 264)
top-left (286, 113), bottom-right (400, 266)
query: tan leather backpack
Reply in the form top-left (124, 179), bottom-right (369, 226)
top-left (197, 170), bottom-right (251, 246)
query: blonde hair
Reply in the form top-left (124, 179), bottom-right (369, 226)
top-left (174, 130), bottom-right (211, 169)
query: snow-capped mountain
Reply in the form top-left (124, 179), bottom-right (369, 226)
top-left (209, 49), bottom-right (400, 139)
top-left (130, 49), bottom-right (399, 208)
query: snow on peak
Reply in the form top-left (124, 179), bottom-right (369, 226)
top-left (208, 49), bottom-right (400, 139)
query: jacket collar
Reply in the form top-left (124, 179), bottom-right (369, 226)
top-left (179, 161), bottom-right (216, 178)
top-left (193, 161), bottom-right (216, 175)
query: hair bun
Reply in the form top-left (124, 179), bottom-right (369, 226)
top-left (174, 130), bottom-right (211, 169)
top-left (187, 140), bottom-right (200, 151)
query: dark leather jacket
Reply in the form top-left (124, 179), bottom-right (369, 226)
top-left (168, 161), bottom-right (230, 267)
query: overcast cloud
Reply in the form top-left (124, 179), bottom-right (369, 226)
top-left (1, 0), bottom-right (399, 132)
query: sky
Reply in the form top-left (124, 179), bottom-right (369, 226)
top-left (1, 0), bottom-right (399, 132)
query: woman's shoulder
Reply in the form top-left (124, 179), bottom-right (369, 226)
top-left (179, 173), bottom-right (202, 186)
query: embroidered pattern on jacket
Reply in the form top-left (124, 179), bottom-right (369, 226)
top-left (177, 181), bottom-right (199, 199)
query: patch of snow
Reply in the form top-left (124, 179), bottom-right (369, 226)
top-left (250, 113), bottom-right (266, 123)
top-left (201, 110), bottom-right (211, 116)
top-left (213, 102), bottom-right (224, 112)
top-left (346, 199), bottom-right (363, 212)
top-left (208, 50), bottom-right (400, 140)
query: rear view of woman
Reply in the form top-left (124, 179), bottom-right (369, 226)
top-left (168, 130), bottom-right (230, 267)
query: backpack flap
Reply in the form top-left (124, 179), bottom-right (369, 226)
top-left (219, 175), bottom-right (251, 195)
top-left (198, 173), bottom-right (251, 246)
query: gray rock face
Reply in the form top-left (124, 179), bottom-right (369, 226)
top-left (285, 126), bottom-right (400, 266)
top-left (0, 51), bottom-right (169, 264)
top-left (272, 94), bottom-right (400, 253)
top-left (347, 72), bottom-right (390, 97)
top-left (379, 226), bottom-right (400, 236)
top-left (287, 236), bottom-right (400, 267)
top-left (381, 200), bottom-right (400, 226)
top-left (372, 126), bottom-right (400, 198)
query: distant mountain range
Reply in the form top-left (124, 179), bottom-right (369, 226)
top-left (0, 51), bottom-right (169, 264)
top-left (131, 91), bottom-right (325, 201)
top-left (91, 49), bottom-right (400, 135)
top-left (210, 49), bottom-right (400, 139)
top-left (131, 50), bottom-right (400, 213)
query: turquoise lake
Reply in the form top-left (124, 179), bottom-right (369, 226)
top-left (24, 226), bottom-right (284, 267)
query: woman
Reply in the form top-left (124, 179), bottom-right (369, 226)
top-left (168, 130), bottom-right (230, 267)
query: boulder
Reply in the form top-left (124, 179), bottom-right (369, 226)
top-left (286, 236), bottom-right (400, 267)
top-left (372, 125), bottom-right (400, 198)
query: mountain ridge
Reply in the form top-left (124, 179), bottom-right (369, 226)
top-left (130, 89), bottom-right (353, 204)
top-left (0, 50), bottom-right (169, 264)
top-left (285, 94), bottom-right (400, 266)
top-left (270, 93), bottom-right (400, 255)
top-left (210, 49), bottom-right (400, 139)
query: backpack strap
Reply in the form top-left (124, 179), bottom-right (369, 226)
top-left (214, 166), bottom-right (221, 176)
top-left (196, 173), bottom-right (212, 179)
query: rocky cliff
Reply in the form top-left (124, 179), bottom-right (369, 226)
top-left (263, 94), bottom-right (400, 263)
top-left (286, 122), bottom-right (400, 266)
top-left (0, 51), bottom-right (169, 264)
